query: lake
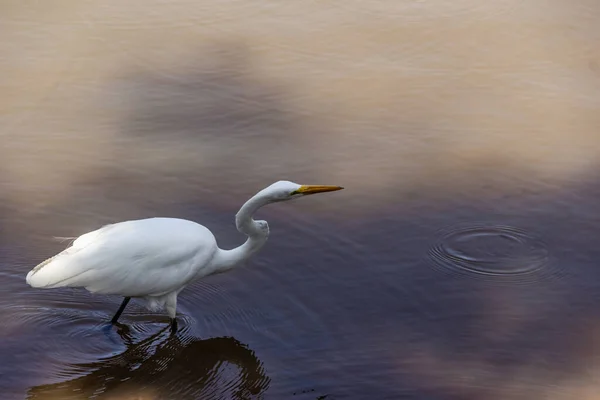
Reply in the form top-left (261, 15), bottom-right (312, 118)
top-left (1, 1), bottom-right (600, 399)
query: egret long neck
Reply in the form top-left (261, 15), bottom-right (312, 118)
top-left (211, 192), bottom-right (270, 274)
top-left (235, 194), bottom-right (267, 234)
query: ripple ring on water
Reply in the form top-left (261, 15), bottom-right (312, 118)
top-left (427, 224), bottom-right (555, 283)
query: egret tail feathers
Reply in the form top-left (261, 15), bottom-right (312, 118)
top-left (26, 225), bottom-right (113, 288)
top-left (25, 248), bottom-right (92, 288)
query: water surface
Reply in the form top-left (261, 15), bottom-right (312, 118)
top-left (1, 1), bottom-right (600, 399)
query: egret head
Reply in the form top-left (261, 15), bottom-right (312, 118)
top-left (236, 180), bottom-right (344, 237)
top-left (262, 180), bottom-right (344, 202)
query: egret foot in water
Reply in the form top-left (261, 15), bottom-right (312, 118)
top-left (170, 318), bottom-right (178, 334)
top-left (102, 321), bottom-right (132, 345)
top-left (111, 297), bottom-right (131, 324)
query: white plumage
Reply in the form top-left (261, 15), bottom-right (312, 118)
top-left (27, 218), bottom-right (217, 313)
top-left (25, 180), bottom-right (343, 332)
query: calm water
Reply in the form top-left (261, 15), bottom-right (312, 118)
top-left (2, 1), bottom-right (600, 399)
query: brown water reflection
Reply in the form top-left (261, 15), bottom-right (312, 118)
top-left (1, 0), bottom-right (600, 399)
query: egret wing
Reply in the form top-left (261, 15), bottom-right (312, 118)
top-left (26, 218), bottom-right (218, 297)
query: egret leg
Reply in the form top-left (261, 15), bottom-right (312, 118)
top-left (111, 297), bottom-right (131, 323)
top-left (165, 292), bottom-right (178, 334)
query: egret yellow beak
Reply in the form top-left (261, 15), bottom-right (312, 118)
top-left (292, 185), bottom-right (344, 195)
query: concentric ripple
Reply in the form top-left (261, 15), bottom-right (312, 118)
top-left (427, 224), bottom-right (555, 282)
top-left (11, 286), bottom-right (270, 399)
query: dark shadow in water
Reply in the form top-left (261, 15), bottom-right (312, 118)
top-left (26, 329), bottom-right (270, 400)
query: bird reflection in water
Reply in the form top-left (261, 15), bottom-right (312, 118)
top-left (26, 326), bottom-right (270, 399)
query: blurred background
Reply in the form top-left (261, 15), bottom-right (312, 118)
top-left (1, 0), bottom-right (600, 399)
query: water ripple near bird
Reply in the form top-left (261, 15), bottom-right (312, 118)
top-left (10, 283), bottom-right (270, 399)
top-left (26, 327), bottom-right (270, 400)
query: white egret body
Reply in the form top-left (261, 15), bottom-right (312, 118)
top-left (25, 181), bottom-right (343, 332)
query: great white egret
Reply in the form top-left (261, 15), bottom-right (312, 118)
top-left (26, 180), bottom-right (343, 332)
